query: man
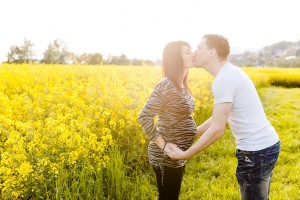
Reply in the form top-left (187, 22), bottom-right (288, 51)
top-left (167, 34), bottom-right (280, 200)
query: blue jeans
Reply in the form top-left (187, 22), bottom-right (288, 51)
top-left (236, 141), bottom-right (280, 200)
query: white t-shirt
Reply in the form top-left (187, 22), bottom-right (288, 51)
top-left (212, 62), bottom-right (279, 151)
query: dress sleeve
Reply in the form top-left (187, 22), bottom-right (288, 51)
top-left (138, 82), bottom-right (166, 141)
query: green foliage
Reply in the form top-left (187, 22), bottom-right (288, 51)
top-left (269, 74), bottom-right (300, 88)
top-left (42, 39), bottom-right (71, 64)
top-left (109, 54), bottom-right (130, 65)
top-left (77, 53), bottom-right (103, 65)
top-left (7, 39), bottom-right (35, 63)
top-left (21, 146), bottom-right (156, 199)
top-left (130, 58), bottom-right (155, 66)
top-left (296, 49), bottom-right (300, 57)
top-left (244, 67), bottom-right (300, 88)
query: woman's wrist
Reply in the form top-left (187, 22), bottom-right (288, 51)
top-left (162, 142), bottom-right (168, 151)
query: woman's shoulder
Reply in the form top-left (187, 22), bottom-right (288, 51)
top-left (155, 77), bottom-right (174, 91)
top-left (159, 77), bottom-right (173, 86)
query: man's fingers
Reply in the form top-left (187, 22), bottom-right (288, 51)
top-left (168, 143), bottom-right (177, 150)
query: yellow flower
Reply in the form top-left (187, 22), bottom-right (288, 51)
top-left (17, 162), bottom-right (33, 178)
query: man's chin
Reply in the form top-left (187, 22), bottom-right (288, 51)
top-left (194, 65), bottom-right (202, 68)
top-left (185, 66), bottom-right (195, 69)
top-left (193, 61), bottom-right (202, 68)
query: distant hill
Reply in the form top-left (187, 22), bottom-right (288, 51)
top-left (230, 40), bottom-right (300, 67)
top-left (231, 47), bottom-right (261, 55)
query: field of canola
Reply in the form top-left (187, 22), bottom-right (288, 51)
top-left (0, 64), bottom-right (299, 199)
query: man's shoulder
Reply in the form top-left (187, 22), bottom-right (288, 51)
top-left (219, 63), bottom-right (245, 80)
top-left (224, 62), bottom-right (241, 72)
top-left (213, 63), bottom-right (239, 89)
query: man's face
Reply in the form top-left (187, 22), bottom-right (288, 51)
top-left (194, 38), bottom-right (211, 68)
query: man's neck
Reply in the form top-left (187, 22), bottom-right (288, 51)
top-left (204, 60), bottom-right (227, 77)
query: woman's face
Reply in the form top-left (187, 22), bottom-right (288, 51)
top-left (181, 45), bottom-right (194, 69)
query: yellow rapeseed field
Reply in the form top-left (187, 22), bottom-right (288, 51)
top-left (0, 64), bottom-right (299, 199)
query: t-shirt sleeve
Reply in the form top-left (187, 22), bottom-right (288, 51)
top-left (212, 75), bottom-right (235, 104)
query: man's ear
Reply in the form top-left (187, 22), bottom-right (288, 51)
top-left (209, 48), bottom-right (216, 58)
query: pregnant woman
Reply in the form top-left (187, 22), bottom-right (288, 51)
top-left (138, 41), bottom-right (197, 200)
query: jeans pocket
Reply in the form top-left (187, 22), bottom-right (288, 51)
top-left (260, 150), bottom-right (279, 167)
top-left (236, 152), bottom-right (255, 169)
top-left (258, 150), bottom-right (279, 179)
top-left (261, 162), bottom-right (276, 178)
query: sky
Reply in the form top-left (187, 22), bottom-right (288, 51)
top-left (0, 0), bottom-right (300, 62)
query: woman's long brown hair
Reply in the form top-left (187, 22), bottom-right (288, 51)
top-left (162, 41), bottom-right (192, 94)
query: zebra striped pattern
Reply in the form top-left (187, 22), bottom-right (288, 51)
top-left (138, 77), bottom-right (197, 168)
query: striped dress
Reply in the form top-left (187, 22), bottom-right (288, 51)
top-left (138, 77), bottom-right (197, 168)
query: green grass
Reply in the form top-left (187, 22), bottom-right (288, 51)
top-left (44, 146), bottom-right (157, 200)
top-left (258, 87), bottom-right (300, 199)
top-left (179, 87), bottom-right (300, 200)
top-left (77, 87), bottom-right (298, 200)
top-left (180, 132), bottom-right (238, 199)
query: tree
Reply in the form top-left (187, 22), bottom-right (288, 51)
top-left (21, 39), bottom-right (35, 63)
top-left (76, 53), bottom-right (103, 65)
top-left (130, 58), bottom-right (155, 66)
top-left (42, 39), bottom-right (71, 64)
top-left (131, 58), bottom-right (143, 65)
top-left (68, 52), bottom-right (77, 64)
top-left (296, 49), bottom-right (300, 57)
top-left (88, 53), bottom-right (103, 65)
top-left (110, 54), bottom-right (130, 65)
top-left (7, 39), bottom-right (35, 63)
top-left (241, 51), bottom-right (259, 66)
top-left (7, 45), bottom-right (20, 63)
top-left (293, 57), bottom-right (300, 67)
top-left (142, 59), bottom-right (155, 66)
top-left (77, 53), bottom-right (89, 64)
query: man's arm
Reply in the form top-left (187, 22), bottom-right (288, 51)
top-left (168, 102), bottom-right (232, 160)
top-left (196, 117), bottom-right (212, 136)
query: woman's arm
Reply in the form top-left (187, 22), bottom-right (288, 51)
top-left (153, 135), bottom-right (167, 150)
top-left (138, 83), bottom-right (166, 145)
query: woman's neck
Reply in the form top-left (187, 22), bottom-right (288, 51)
top-left (180, 69), bottom-right (188, 88)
